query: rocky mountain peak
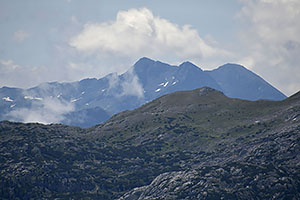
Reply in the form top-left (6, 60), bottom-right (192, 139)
top-left (133, 57), bottom-right (155, 68)
top-left (217, 63), bottom-right (247, 70)
top-left (179, 61), bottom-right (203, 71)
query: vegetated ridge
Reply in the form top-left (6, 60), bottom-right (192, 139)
top-left (0, 87), bottom-right (299, 199)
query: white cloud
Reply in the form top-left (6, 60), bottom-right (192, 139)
top-left (13, 30), bottom-right (30, 42)
top-left (6, 84), bottom-right (75, 124)
top-left (107, 72), bottom-right (119, 90)
top-left (106, 68), bottom-right (144, 98)
top-left (0, 59), bottom-right (48, 88)
top-left (120, 68), bottom-right (144, 98)
top-left (7, 97), bottom-right (74, 124)
top-left (237, 0), bottom-right (300, 96)
top-left (2, 8), bottom-right (232, 91)
top-left (70, 8), bottom-right (229, 62)
top-left (0, 59), bottom-right (19, 69)
top-left (0, 58), bottom-right (96, 90)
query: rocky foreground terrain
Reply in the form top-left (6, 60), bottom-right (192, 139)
top-left (0, 87), bottom-right (299, 199)
top-left (119, 123), bottom-right (300, 199)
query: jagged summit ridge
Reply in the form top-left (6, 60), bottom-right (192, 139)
top-left (179, 61), bottom-right (203, 71)
top-left (133, 57), bottom-right (155, 69)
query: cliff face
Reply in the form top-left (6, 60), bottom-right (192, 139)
top-left (0, 88), bottom-right (299, 199)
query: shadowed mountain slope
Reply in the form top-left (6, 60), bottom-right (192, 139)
top-left (206, 63), bottom-right (286, 100)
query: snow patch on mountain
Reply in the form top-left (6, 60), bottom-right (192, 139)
top-left (24, 96), bottom-right (43, 101)
top-left (71, 98), bottom-right (81, 103)
top-left (2, 97), bottom-right (13, 102)
top-left (158, 81), bottom-right (168, 87)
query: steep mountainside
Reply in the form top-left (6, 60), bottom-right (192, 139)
top-left (207, 63), bottom-right (286, 100)
top-left (0, 58), bottom-right (286, 127)
top-left (0, 87), bottom-right (299, 199)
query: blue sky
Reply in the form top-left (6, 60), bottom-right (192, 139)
top-left (0, 0), bottom-right (299, 96)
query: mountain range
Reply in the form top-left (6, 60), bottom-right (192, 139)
top-left (0, 57), bottom-right (286, 127)
top-left (0, 87), bottom-right (299, 199)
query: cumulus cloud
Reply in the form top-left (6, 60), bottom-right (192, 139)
top-left (7, 97), bottom-right (74, 124)
top-left (13, 30), bottom-right (30, 42)
top-left (237, 0), bottom-right (300, 96)
top-left (1, 8), bottom-right (232, 91)
top-left (70, 8), bottom-right (229, 62)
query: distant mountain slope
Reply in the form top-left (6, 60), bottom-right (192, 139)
top-left (132, 57), bottom-right (222, 100)
top-left (206, 63), bottom-right (286, 100)
top-left (62, 107), bottom-right (110, 128)
top-left (0, 87), bottom-right (299, 199)
top-left (0, 57), bottom-right (286, 127)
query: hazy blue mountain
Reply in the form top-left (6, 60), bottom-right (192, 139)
top-left (0, 57), bottom-right (286, 127)
top-left (62, 107), bottom-right (110, 128)
top-left (132, 57), bottom-right (222, 100)
top-left (206, 63), bottom-right (286, 100)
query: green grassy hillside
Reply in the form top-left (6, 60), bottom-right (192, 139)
top-left (0, 87), bottom-right (299, 199)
